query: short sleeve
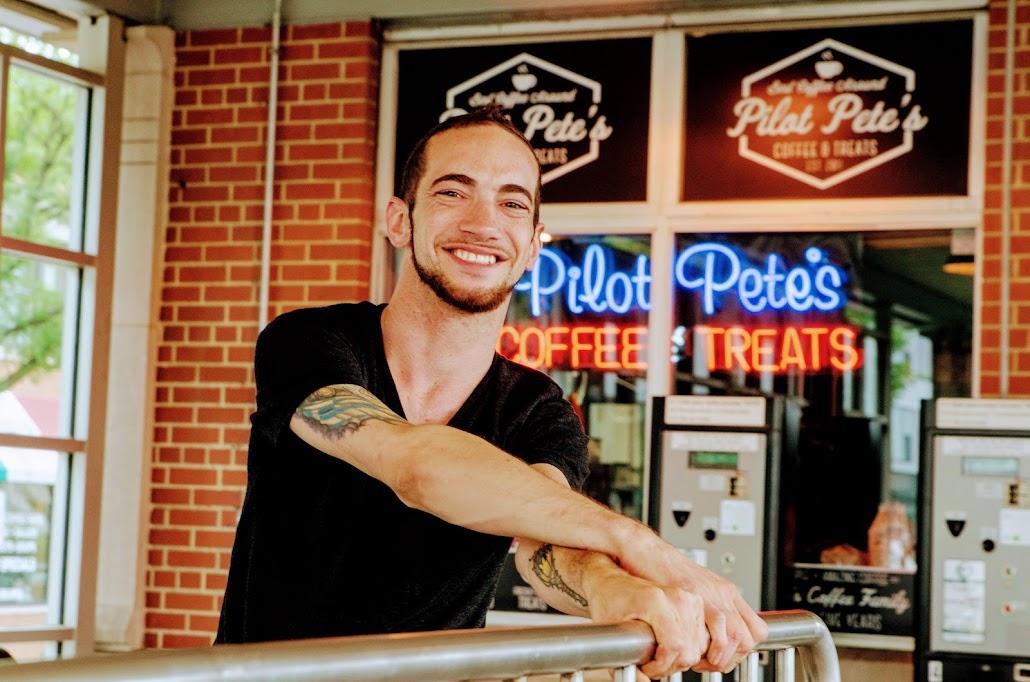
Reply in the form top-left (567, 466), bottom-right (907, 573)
top-left (507, 386), bottom-right (590, 491)
top-left (250, 309), bottom-right (368, 446)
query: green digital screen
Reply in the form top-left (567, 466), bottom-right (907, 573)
top-left (689, 451), bottom-right (738, 470)
top-left (962, 456), bottom-right (1020, 477)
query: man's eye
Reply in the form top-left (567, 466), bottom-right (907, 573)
top-left (436, 189), bottom-right (462, 198)
top-left (504, 201), bottom-right (529, 211)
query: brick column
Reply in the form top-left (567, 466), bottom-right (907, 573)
top-left (982, 0), bottom-right (1030, 396)
top-left (145, 21), bottom-right (379, 647)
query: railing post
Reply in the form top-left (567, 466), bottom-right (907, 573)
top-left (775, 648), bottom-right (796, 681)
top-left (737, 652), bottom-right (760, 682)
top-left (617, 664), bottom-right (638, 681)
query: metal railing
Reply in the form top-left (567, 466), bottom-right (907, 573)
top-left (2, 609), bottom-right (839, 682)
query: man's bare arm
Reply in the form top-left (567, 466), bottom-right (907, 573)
top-left (291, 384), bottom-right (631, 555)
top-left (291, 383), bottom-right (766, 673)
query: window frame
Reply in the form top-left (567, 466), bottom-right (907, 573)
top-left (0, 15), bottom-right (124, 657)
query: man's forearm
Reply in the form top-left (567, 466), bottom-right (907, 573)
top-left (514, 539), bottom-right (623, 618)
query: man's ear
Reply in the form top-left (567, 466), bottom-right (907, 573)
top-left (526, 223), bottom-right (545, 269)
top-left (385, 197), bottom-right (412, 248)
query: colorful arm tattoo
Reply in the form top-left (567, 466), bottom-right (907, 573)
top-left (530, 543), bottom-right (589, 608)
top-left (295, 384), bottom-right (407, 439)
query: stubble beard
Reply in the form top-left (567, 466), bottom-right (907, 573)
top-left (409, 218), bottom-right (518, 314)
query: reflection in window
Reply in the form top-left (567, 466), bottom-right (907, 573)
top-left (0, 254), bottom-right (81, 439)
top-left (0, 448), bottom-right (69, 633)
top-left (3, 65), bottom-right (89, 252)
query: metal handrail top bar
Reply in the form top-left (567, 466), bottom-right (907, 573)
top-left (2, 609), bottom-right (840, 682)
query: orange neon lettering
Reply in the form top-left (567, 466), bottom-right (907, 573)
top-left (725, 327), bottom-right (752, 371)
top-left (545, 326), bottom-right (570, 368)
top-left (570, 326), bottom-right (594, 369)
top-left (621, 326), bottom-right (648, 370)
top-left (594, 326), bottom-right (621, 370)
top-left (750, 328), bottom-right (778, 372)
top-left (830, 327), bottom-right (860, 371)
top-left (801, 327), bottom-right (829, 371)
top-left (519, 326), bottom-right (545, 369)
top-left (780, 327), bottom-right (806, 371)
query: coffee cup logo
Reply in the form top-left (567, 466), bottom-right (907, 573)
top-left (814, 50), bottom-right (843, 79)
top-left (511, 65), bottom-right (538, 92)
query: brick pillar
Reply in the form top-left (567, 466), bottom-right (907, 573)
top-left (982, 0), bottom-right (1030, 396)
top-left (145, 20), bottom-right (379, 648)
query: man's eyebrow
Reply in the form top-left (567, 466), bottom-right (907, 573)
top-left (429, 174), bottom-right (533, 204)
top-left (499, 184), bottom-right (534, 203)
top-left (429, 173), bottom-right (475, 188)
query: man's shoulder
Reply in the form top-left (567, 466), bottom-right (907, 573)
top-left (262, 301), bottom-right (381, 341)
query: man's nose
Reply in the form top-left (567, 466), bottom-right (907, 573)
top-left (458, 196), bottom-right (501, 237)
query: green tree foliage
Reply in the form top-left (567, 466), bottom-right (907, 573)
top-left (0, 66), bottom-right (79, 393)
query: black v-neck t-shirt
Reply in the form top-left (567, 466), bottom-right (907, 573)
top-left (215, 302), bottom-right (589, 643)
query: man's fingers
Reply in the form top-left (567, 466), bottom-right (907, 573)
top-left (737, 592), bottom-right (769, 644)
top-left (702, 605), bottom-right (733, 671)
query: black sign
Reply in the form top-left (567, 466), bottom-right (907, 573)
top-left (789, 565), bottom-right (915, 636)
top-left (683, 20), bottom-right (973, 200)
top-left (395, 37), bottom-right (652, 203)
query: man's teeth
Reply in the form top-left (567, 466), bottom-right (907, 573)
top-left (453, 249), bottom-right (497, 265)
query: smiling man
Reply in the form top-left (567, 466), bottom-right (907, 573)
top-left (215, 108), bottom-right (766, 679)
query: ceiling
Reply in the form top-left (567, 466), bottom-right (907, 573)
top-left (19, 0), bottom-right (989, 30)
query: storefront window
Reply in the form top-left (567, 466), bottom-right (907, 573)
top-left (501, 234), bottom-right (651, 519)
top-left (670, 229), bottom-right (972, 637)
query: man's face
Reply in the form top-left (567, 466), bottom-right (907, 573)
top-left (407, 124), bottom-right (542, 314)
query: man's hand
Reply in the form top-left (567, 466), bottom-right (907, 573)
top-left (581, 558), bottom-right (708, 681)
top-left (616, 531), bottom-right (768, 673)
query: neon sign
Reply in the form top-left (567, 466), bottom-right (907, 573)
top-left (694, 325), bottom-right (862, 373)
top-left (497, 324), bottom-right (647, 371)
top-left (514, 244), bottom-right (651, 317)
top-left (496, 323), bottom-right (863, 374)
top-left (515, 242), bottom-right (847, 317)
top-left (674, 244), bottom-right (847, 315)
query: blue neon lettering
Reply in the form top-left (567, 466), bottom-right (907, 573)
top-left (516, 242), bottom-right (846, 317)
top-left (674, 243), bottom-right (741, 315)
top-left (738, 268), bottom-right (766, 312)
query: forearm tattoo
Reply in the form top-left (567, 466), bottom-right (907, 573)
top-left (295, 384), bottom-right (407, 438)
top-left (530, 543), bottom-right (589, 608)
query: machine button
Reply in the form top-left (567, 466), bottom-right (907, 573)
top-left (982, 538), bottom-right (996, 553)
top-left (946, 518), bottom-right (966, 537)
top-left (673, 510), bottom-right (691, 527)
top-left (721, 552), bottom-right (736, 568)
top-left (704, 529), bottom-right (717, 542)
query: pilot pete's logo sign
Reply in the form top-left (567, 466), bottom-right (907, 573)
top-left (440, 52), bottom-right (615, 184)
top-left (727, 38), bottom-right (928, 190)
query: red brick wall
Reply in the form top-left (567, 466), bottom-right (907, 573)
top-left (982, 0), bottom-right (1030, 396)
top-left (145, 21), bottom-right (379, 648)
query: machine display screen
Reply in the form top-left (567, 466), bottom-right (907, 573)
top-left (961, 456), bottom-right (1020, 477)
top-left (689, 451), bottom-right (739, 470)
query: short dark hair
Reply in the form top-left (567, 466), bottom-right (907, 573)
top-left (399, 106), bottom-right (542, 224)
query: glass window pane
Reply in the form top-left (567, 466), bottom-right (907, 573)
top-left (0, 254), bottom-right (82, 438)
top-left (3, 65), bottom-right (89, 252)
top-left (504, 235), bottom-right (651, 520)
top-left (0, 447), bottom-right (68, 631)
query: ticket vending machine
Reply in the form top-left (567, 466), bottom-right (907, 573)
top-left (648, 395), bottom-right (787, 617)
top-left (916, 398), bottom-right (1030, 682)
